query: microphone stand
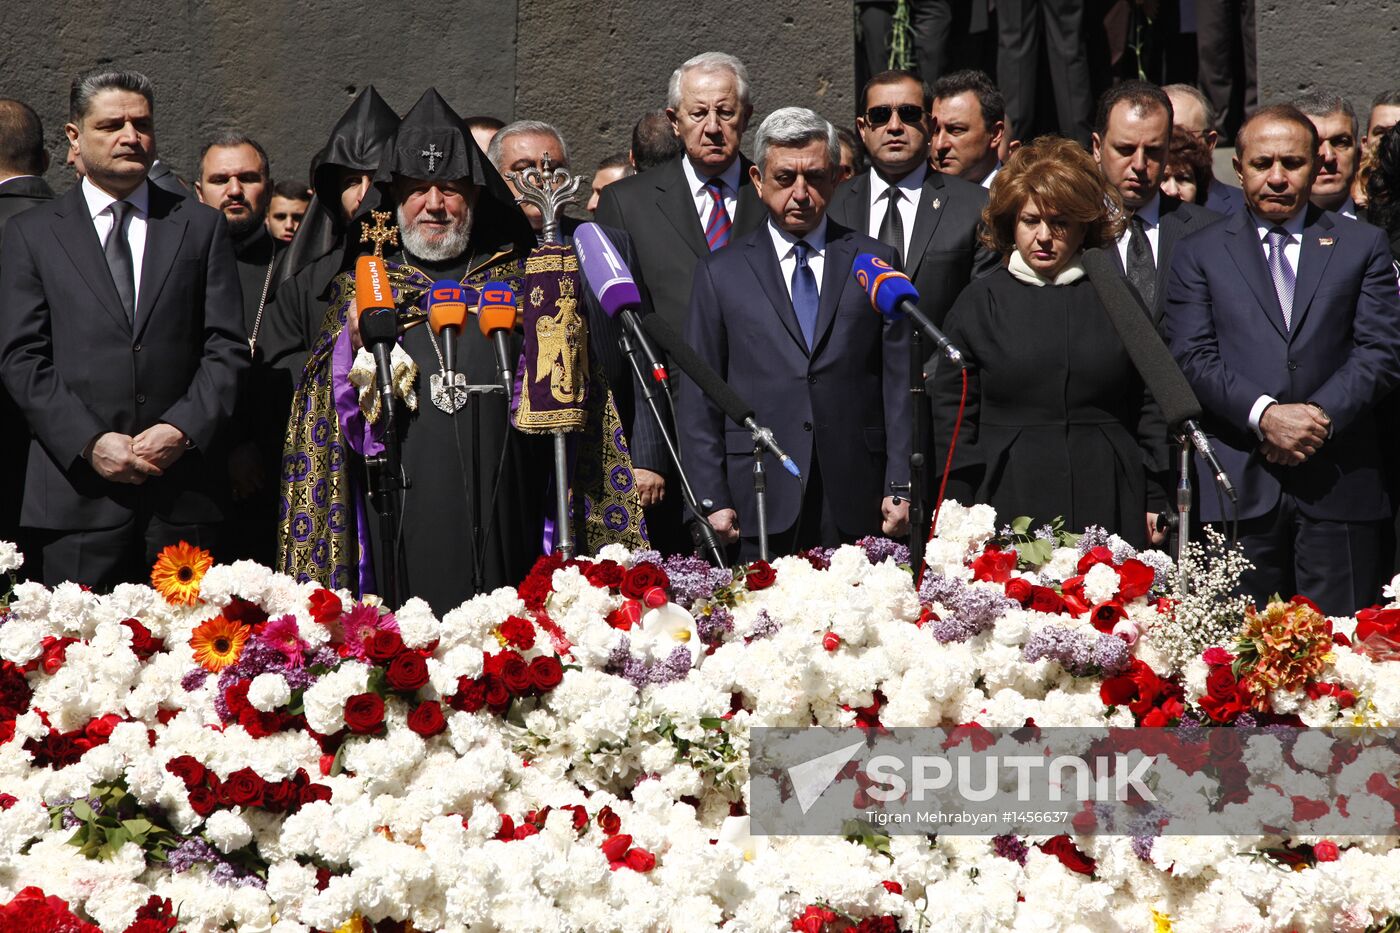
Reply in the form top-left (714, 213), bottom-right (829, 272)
top-left (905, 326), bottom-right (929, 573)
top-left (367, 391), bottom-right (406, 608)
top-left (617, 325), bottom-right (727, 567)
top-left (1175, 431), bottom-right (1192, 595)
top-left (752, 438), bottom-right (770, 561)
top-left (463, 382), bottom-right (508, 594)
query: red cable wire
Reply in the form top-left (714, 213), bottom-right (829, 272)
top-left (922, 367), bottom-right (969, 583)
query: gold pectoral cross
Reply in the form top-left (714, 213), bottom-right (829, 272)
top-left (361, 210), bottom-right (399, 258)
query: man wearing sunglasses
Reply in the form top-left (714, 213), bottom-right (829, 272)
top-left (831, 70), bottom-right (998, 338)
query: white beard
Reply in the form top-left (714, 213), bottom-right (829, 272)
top-left (397, 205), bottom-right (472, 262)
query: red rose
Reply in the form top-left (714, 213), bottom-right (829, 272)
top-left (1140, 707), bottom-right (1170, 727)
top-left (513, 822), bottom-right (540, 839)
top-left (386, 652), bottom-right (429, 692)
top-left (1115, 559), bottom-right (1155, 600)
top-left (1206, 665), bottom-right (1238, 700)
top-left (970, 546), bottom-right (1017, 583)
top-left (563, 804), bottom-right (588, 831)
top-left (483, 677), bottom-right (511, 711)
top-left (366, 629), bottom-right (405, 662)
top-left (408, 700), bottom-right (447, 737)
top-left (188, 785), bottom-right (218, 816)
top-left (0, 794), bottom-right (15, 810)
top-left (84, 713), bottom-right (121, 743)
top-left (881, 880), bottom-right (903, 894)
top-left (642, 586), bottom-right (668, 609)
top-left (299, 782), bottom-right (332, 806)
top-left (1292, 796), bottom-right (1330, 821)
top-left (822, 632), bottom-right (840, 652)
top-left (1038, 834), bottom-right (1096, 875)
top-left (309, 588), bottom-right (343, 625)
top-left (0, 663), bottom-right (32, 719)
top-left (1202, 646), bottom-right (1235, 666)
top-left (1314, 840), bottom-right (1341, 862)
top-left (601, 833), bottom-right (632, 862)
top-left (1004, 578), bottom-right (1033, 606)
top-left (452, 679), bottom-right (487, 713)
top-left (223, 597), bottom-right (268, 627)
top-left (583, 559), bottom-right (625, 590)
top-left (1060, 576), bottom-right (1090, 616)
top-left (499, 616), bottom-right (536, 651)
top-left (597, 806), bottom-right (621, 835)
top-left (499, 654), bottom-right (532, 694)
top-left (1029, 586), bottom-right (1066, 615)
top-left (1089, 601), bottom-right (1125, 634)
top-left (223, 680), bottom-right (253, 720)
top-left (225, 766), bottom-right (267, 807)
top-left (745, 560), bottom-right (777, 590)
top-left (165, 755), bottom-right (206, 789)
top-left (528, 656), bottom-right (564, 692)
top-left (624, 847), bottom-right (656, 871)
top-left (1099, 673), bottom-right (1137, 708)
top-left (122, 620), bottom-right (163, 660)
top-left (621, 562), bottom-right (669, 599)
top-left (343, 692), bottom-right (386, 734)
top-left (263, 779), bottom-right (299, 813)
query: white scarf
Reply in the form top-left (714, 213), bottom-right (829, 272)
top-left (1007, 249), bottom-right (1087, 287)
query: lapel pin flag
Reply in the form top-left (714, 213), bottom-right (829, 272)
top-left (1319, 236), bottom-right (1335, 247)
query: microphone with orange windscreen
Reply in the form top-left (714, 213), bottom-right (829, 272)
top-left (477, 282), bottom-right (518, 396)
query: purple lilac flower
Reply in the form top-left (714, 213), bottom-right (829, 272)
top-left (992, 834), bottom-right (1028, 865)
top-left (1107, 536), bottom-right (1137, 564)
top-left (1137, 549), bottom-right (1174, 594)
top-left (180, 668), bottom-right (209, 692)
top-left (1234, 713), bottom-right (1258, 729)
top-left (746, 610), bottom-right (779, 642)
top-left (606, 637), bottom-right (632, 672)
top-left (920, 573), bottom-right (1015, 644)
top-left (306, 646), bottom-right (340, 671)
top-left (167, 837), bottom-right (221, 873)
top-left (1131, 835), bottom-right (1155, 860)
top-left (226, 641), bottom-right (291, 681)
top-left (696, 605), bottom-right (734, 647)
top-left (607, 644), bottom-right (695, 689)
top-left (629, 550), bottom-right (663, 568)
top-left (209, 860), bottom-right (267, 888)
top-left (1090, 633), bottom-right (1131, 676)
top-left (1033, 524), bottom-right (1057, 542)
top-left (661, 554), bottom-right (735, 606)
top-left (1076, 526), bottom-right (1111, 553)
top-left (855, 536), bottom-right (910, 566)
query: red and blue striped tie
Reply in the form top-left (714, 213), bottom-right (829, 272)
top-left (704, 177), bottom-right (732, 250)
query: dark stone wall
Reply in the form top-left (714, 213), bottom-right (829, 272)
top-left (1256, 0), bottom-right (1400, 130)
top-left (2, 0), bottom-right (852, 200)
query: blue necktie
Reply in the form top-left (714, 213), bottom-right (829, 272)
top-left (791, 240), bottom-right (819, 349)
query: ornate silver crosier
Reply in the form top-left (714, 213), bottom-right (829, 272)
top-left (508, 152), bottom-right (584, 246)
top-left (507, 152), bottom-right (587, 558)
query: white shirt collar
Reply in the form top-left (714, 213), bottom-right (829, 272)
top-left (980, 162), bottom-right (1002, 189)
top-left (1131, 192), bottom-right (1161, 228)
top-left (767, 216), bottom-right (828, 258)
top-left (680, 154), bottom-right (744, 198)
top-left (0, 174), bottom-right (38, 188)
top-left (871, 162), bottom-right (927, 197)
top-left (1250, 206), bottom-right (1307, 242)
top-left (81, 176), bottom-right (150, 219)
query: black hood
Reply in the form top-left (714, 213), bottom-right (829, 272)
top-left (278, 86), bottom-right (401, 287)
top-left (370, 87), bottom-right (536, 259)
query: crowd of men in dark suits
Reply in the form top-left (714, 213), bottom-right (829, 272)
top-left (1, 56), bottom-right (1399, 616)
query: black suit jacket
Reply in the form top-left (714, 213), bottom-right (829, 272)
top-left (1106, 194), bottom-right (1223, 323)
top-left (147, 159), bottom-right (192, 199)
top-left (0, 182), bottom-right (249, 530)
top-left (678, 219), bottom-right (911, 537)
top-left (593, 155), bottom-right (765, 473)
top-left (828, 168), bottom-right (1000, 330)
top-left (1164, 206), bottom-right (1400, 523)
top-left (0, 175), bottom-right (54, 239)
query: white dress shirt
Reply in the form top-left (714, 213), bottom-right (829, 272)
top-left (82, 176), bottom-right (150, 313)
top-left (980, 162), bottom-right (1002, 190)
top-left (768, 217), bottom-right (828, 302)
top-left (679, 155), bottom-right (743, 234)
top-left (866, 163), bottom-right (925, 261)
top-left (1246, 208), bottom-right (1309, 435)
top-left (1115, 191), bottom-right (1161, 270)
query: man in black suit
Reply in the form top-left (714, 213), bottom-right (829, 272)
top-left (830, 70), bottom-right (998, 334)
top-left (1093, 81), bottom-right (1222, 325)
top-left (1164, 83), bottom-right (1245, 215)
top-left (678, 107), bottom-right (911, 559)
top-left (0, 99), bottom-right (55, 567)
top-left (594, 52), bottom-right (766, 552)
top-left (0, 69), bottom-right (247, 588)
top-left (1163, 105), bottom-right (1400, 615)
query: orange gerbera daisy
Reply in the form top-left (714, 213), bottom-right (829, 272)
top-left (151, 542), bottom-right (213, 606)
top-left (189, 615), bottom-right (249, 672)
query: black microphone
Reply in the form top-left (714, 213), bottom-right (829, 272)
top-left (852, 254), bottom-right (965, 367)
top-left (1081, 247), bottom-right (1237, 502)
top-left (355, 255), bottom-right (401, 434)
top-left (641, 314), bottom-right (801, 479)
top-left (572, 222), bottom-right (671, 391)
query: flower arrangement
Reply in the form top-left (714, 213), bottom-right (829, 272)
top-left (0, 503), bottom-right (1399, 930)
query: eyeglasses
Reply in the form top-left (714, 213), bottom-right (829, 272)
top-left (864, 104), bottom-right (926, 127)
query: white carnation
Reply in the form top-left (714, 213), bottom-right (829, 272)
top-left (248, 673), bottom-right (292, 712)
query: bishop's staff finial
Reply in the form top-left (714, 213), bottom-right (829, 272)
top-left (509, 152), bottom-right (584, 245)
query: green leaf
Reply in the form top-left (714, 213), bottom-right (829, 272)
top-left (1010, 516), bottom-right (1033, 535)
top-left (699, 717), bottom-right (725, 730)
top-left (70, 800), bottom-right (94, 823)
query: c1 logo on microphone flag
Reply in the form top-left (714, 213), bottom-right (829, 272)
top-left (853, 253), bottom-right (896, 293)
top-left (430, 283), bottom-right (466, 304)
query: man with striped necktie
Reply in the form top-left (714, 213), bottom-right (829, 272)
top-left (594, 51), bottom-right (766, 554)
